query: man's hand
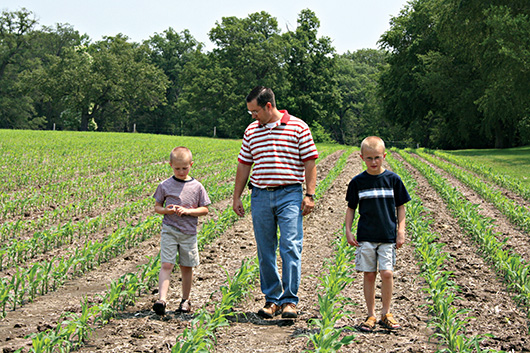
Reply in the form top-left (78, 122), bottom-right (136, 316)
top-left (233, 198), bottom-right (245, 217)
top-left (301, 195), bottom-right (314, 216)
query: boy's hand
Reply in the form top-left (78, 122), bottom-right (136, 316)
top-left (396, 230), bottom-right (405, 249)
top-left (345, 230), bottom-right (359, 247)
top-left (166, 204), bottom-right (187, 216)
top-left (166, 204), bottom-right (178, 214)
top-left (173, 205), bottom-right (190, 216)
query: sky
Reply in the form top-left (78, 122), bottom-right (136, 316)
top-left (2, 0), bottom-right (410, 54)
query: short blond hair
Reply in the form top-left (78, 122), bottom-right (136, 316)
top-left (360, 136), bottom-right (385, 154)
top-left (170, 146), bottom-right (193, 163)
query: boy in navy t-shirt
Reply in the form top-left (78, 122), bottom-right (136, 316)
top-left (345, 136), bottom-right (411, 332)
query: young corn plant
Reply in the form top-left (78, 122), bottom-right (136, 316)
top-left (431, 150), bottom-right (530, 202)
top-left (171, 257), bottom-right (259, 353)
top-left (304, 233), bottom-right (356, 353)
top-left (400, 150), bottom-right (530, 321)
top-left (388, 152), bottom-right (497, 352)
top-left (417, 150), bottom-right (530, 233)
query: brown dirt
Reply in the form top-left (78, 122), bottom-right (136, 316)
top-left (0, 149), bottom-right (529, 353)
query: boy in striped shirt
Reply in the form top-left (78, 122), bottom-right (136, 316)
top-left (345, 136), bottom-right (410, 332)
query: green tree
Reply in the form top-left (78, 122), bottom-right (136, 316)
top-left (0, 8), bottom-right (39, 129)
top-left (205, 11), bottom-right (286, 137)
top-left (30, 34), bottom-right (168, 131)
top-left (282, 9), bottom-right (339, 132)
top-left (142, 28), bottom-right (203, 134)
top-left (335, 49), bottom-right (391, 145)
top-left (379, 0), bottom-right (441, 147)
top-left (26, 23), bottom-right (88, 130)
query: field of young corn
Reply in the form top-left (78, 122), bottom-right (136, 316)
top-left (0, 130), bottom-right (529, 353)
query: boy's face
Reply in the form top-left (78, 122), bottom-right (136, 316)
top-left (360, 146), bottom-right (386, 175)
top-left (170, 158), bottom-right (193, 180)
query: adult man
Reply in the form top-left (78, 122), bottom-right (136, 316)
top-left (232, 86), bottom-right (318, 319)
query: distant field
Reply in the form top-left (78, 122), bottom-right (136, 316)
top-left (445, 146), bottom-right (530, 187)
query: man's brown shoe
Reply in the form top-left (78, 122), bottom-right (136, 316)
top-left (281, 303), bottom-right (297, 319)
top-left (258, 302), bottom-right (281, 319)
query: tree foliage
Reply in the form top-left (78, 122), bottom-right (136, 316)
top-left (379, 0), bottom-right (530, 148)
top-left (1, 4), bottom-right (528, 148)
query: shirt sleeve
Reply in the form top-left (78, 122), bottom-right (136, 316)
top-left (345, 179), bottom-right (359, 210)
top-left (237, 130), bottom-right (254, 165)
top-left (198, 183), bottom-right (211, 207)
top-left (299, 126), bottom-right (319, 161)
top-left (153, 183), bottom-right (165, 205)
top-left (394, 176), bottom-right (411, 207)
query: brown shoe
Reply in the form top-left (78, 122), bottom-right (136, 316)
top-left (257, 302), bottom-right (281, 319)
top-left (281, 303), bottom-right (297, 319)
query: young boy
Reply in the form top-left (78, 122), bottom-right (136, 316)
top-left (345, 136), bottom-right (411, 332)
top-left (152, 146), bottom-right (211, 315)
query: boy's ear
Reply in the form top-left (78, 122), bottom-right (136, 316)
top-left (190, 161), bottom-right (194, 167)
top-left (359, 153), bottom-right (364, 161)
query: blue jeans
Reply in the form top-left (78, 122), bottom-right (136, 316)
top-left (251, 184), bottom-right (304, 305)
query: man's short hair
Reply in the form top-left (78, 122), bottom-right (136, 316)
top-left (246, 86), bottom-right (276, 108)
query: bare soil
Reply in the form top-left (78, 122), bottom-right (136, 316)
top-left (1, 150), bottom-right (529, 353)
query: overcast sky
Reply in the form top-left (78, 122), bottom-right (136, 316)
top-left (2, 0), bottom-right (410, 53)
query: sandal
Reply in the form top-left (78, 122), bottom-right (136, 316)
top-left (359, 316), bottom-right (377, 332)
top-left (153, 299), bottom-right (166, 315)
top-left (178, 299), bottom-right (191, 313)
top-left (380, 313), bottom-right (401, 329)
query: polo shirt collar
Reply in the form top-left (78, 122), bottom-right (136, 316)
top-left (259, 110), bottom-right (291, 128)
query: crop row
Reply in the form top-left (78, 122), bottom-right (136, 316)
top-left (0, 131), bottom-right (243, 193)
top-left (0, 151), bottom-right (237, 226)
top-left (23, 193), bottom-right (254, 352)
top-left (304, 228), bottom-right (356, 352)
top-left (431, 150), bottom-right (530, 202)
top-left (415, 150), bottom-right (530, 233)
top-left (0, 165), bottom-right (237, 271)
top-left (387, 153), bottom-right (496, 352)
top-left (171, 257), bottom-right (259, 352)
top-left (0, 216), bottom-right (161, 319)
top-left (398, 151), bottom-right (530, 324)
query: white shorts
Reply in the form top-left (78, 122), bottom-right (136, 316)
top-left (160, 223), bottom-right (200, 267)
top-left (355, 242), bottom-right (396, 272)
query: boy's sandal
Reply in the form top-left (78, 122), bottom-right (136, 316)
top-left (380, 313), bottom-right (401, 330)
top-left (153, 299), bottom-right (166, 316)
top-left (178, 299), bottom-right (191, 313)
top-left (359, 316), bottom-right (377, 332)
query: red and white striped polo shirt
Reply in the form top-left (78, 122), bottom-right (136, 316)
top-left (238, 110), bottom-right (319, 188)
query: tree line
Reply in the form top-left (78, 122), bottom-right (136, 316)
top-left (1, 2), bottom-right (529, 148)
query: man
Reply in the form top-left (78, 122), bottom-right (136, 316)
top-left (232, 86), bottom-right (318, 319)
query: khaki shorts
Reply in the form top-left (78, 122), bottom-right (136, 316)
top-left (160, 223), bottom-right (200, 267)
top-left (355, 242), bottom-right (396, 272)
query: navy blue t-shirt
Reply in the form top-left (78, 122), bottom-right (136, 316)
top-left (345, 169), bottom-right (411, 243)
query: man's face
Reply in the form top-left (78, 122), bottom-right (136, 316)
top-left (247, 99), bottom-right (272, 125)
